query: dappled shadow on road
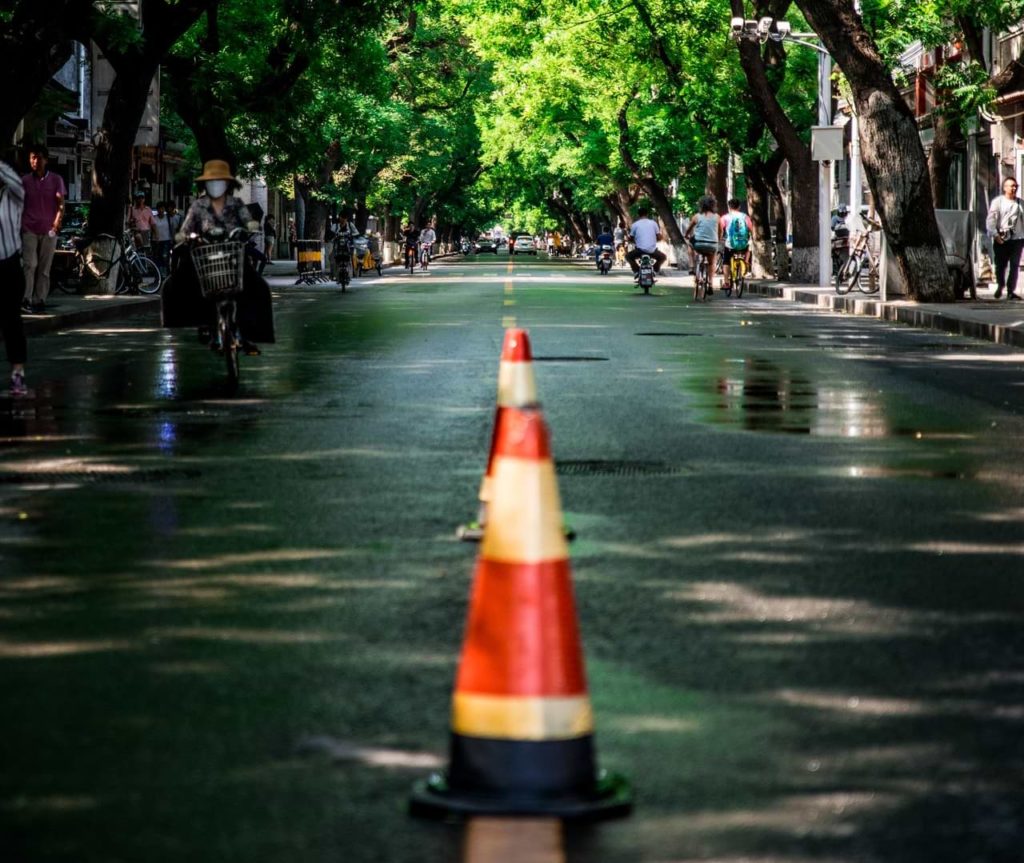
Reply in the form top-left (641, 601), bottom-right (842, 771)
top-left (556, 457), bottom-right (1023, 861)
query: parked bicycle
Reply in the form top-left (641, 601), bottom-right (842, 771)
top-left (115, 231), bottom-right (163, 294)
top-left (52, 231), bottom-right (162, 295)
top-left (835, 216), bottom-right (882, 295)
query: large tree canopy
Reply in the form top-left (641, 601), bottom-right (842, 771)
top-left (7, 0), bottom-right (1002, 298)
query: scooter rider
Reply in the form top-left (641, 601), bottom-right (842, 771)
top-left (626, 208), bottom-right (667, 277)
top-left (595, 226), bottom-right (614, 267)
top-left (164, 159), bottom-right (275, 354)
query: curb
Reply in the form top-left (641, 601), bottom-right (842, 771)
top-left (745, 281), bottom-right (1024, 349)
top-left (21, 296), bottom-right (162, 337)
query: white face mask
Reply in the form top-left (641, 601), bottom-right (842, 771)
top-left (205, 180), bottom-right (228, 199)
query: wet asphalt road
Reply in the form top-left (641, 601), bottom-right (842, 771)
top-left (1, 254), bottom-right (1022, 862)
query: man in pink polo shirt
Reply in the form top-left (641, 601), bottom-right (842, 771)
top-left (21, 144), bottom-right (66, 313)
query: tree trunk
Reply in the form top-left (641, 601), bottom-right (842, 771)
top-left (617, 96), bottom-right (685, 244)
top-left (928, 111), bottom-right (956, 208)
top-left (746, 149), bottom-right (786, 278)
top-left (730, 0), bottom-right (822, 282)
top-left (706, 157), bottom-right (728, 211)
top-left (0, 2), bottom-right (95, 144)
top-left (86, 0), bottom-right (208, 237)
top-left (89, 73), bottom-right (157, 237)
top-left (796, 0), bottom-right (953, 300)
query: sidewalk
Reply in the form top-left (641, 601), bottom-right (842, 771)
top-left (743, 279), bottom-right (1024, 348)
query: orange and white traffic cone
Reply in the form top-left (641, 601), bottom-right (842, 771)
top-left (413, 406), bottom-right (631, 819)
top-left (456, 328), bottom-right (538, 542)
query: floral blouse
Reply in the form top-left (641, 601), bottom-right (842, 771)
top-left (177, 195), bottom-right (254, 242)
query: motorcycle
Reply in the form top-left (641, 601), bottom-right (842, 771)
top-left (637, 253), bottom-right (656, 294)
top-left (596, 244), bottom-right (614, 274)
top-left (333, 234), bottom-right (353, 289)
top-left (460, 237), bottom-right (473, 255)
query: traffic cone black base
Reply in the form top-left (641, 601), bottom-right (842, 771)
top-left (410, 763), bottom-right (631, 820)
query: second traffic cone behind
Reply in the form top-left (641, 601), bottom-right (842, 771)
top-left (414, 406), bottom-right (631, 819)
top-left (457, 328), bottom-right (538, 542)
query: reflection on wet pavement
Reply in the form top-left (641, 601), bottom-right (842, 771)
top-left (692, 357), bottom-right (890, 437)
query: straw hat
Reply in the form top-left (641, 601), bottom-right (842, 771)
top-left (196, 159), bottom-right (235, 182)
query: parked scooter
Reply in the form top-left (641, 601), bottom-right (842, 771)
top-left (831, 204), bottom-right (850, 275)
top-left (352, 234), bottom-right (383, 277)
top-left (596, 244), bottom-right (614, 274)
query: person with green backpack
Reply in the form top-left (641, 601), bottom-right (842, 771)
top-left (720, 198), bottom-right (753, 293)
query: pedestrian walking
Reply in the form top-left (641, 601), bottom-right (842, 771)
top-left (985, 177), bottom-right (1024, 300)
top-left (263, 214), bottom-right (277, 263)
top-left (153, 201), bottom-right (173, 275)
top-left (167, 201), bottom-right (183, 238)
top-left (0, 159), bottom-right (28, 396)
top-left (20, 144), bottom-right (65, 313)
top-left (129, 191), bottom-right (156, 253)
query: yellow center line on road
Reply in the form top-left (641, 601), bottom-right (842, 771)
top-left (503, 257), bottom-right (516, 325)
top-left (463, 817), bottom-right (564, 863)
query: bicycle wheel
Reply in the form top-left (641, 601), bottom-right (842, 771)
top-left (723, 260), bottom-right (734, 298)
top-left (835, 256), bottom-right (858, 294)
top-left (219, 308), bottom-right (239, 388)
top-left (735, 260), bottom-right (746, 298)
top-left (114, 262), bottom-right (129, 294)
top-left (134, 256), bottom-right (162, 294)
top-left (859, 263), bottom-right (879, 294)
top-left (407, 250), bottom-right (415, 274)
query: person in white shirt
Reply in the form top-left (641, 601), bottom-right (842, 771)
top-left (985, 177), bottom-right (1024, 300)
top-left (626, 208), bottom-right (667, 276)
top-left (419, 225), bottom-right (437, 254)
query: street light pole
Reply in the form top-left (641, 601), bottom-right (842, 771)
top-left (818, 49), bottom-right (832, 288)
top-left (730, 19), bottom-right (835, 287)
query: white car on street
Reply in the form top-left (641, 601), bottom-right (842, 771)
top-left (512, 235), bottom-right (536, 255)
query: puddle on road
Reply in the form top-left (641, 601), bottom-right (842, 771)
top-left (687, 357), bottom-right (892, 437)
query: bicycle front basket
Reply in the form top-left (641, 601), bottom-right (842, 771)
top-left (191, 241), bottom-right (245, 298)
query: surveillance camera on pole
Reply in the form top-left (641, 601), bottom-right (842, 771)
top-left (772, 20), bottom-right (792, 40)
top-left (729, 17), bottom-right (744, 40)
top-left (757, 17), bottom-right (774, 41)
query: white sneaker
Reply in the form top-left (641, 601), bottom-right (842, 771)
top-left (10, 371), bottom-right (27, 397)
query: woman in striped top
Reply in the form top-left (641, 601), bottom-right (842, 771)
top-left (0, 160), bottom-right (27, 396)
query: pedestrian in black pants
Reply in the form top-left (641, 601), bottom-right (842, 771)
top-left (0, 159), bottom-right (27, 396)
top-left (992, 236), bottom-right (1024, 300)
top-left (986, 177), bottom-right (1024, 300)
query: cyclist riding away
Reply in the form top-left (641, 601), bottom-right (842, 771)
top-left (627, 208), bottom-right (666, 278)
top-left (613, 221), bottom-right (625, 265)
top-left (720, 198), bottom-right (752, 292)
top-left (685, 195), bottom-right (721, 295)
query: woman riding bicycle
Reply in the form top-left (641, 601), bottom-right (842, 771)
top-left (685, 195), bottom-right (721, 296)
top-left (402, 223), bottom-right (420, 271)
top-left (161, 159), bottom-right (275, 353)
